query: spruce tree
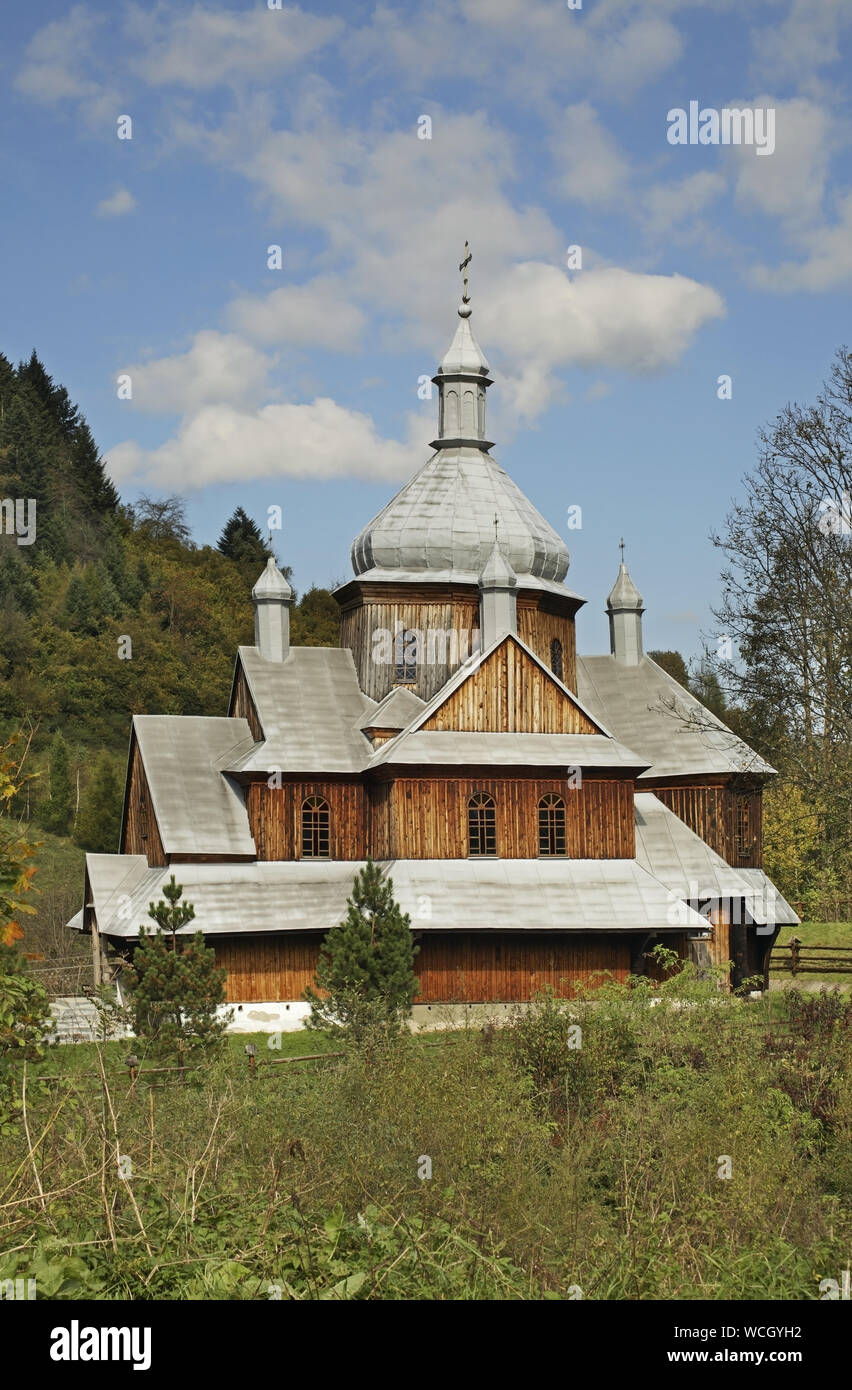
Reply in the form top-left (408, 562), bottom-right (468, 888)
top-left (127, 876), bottom-right (228, 1063)
top-left (73, 752), bottom-right (123, 853)
top-left (40, 731), bottom-right (73, 836)
top-left (305, 860), bottom-right (419, 1035)
top-left (217, 507), bottom-right (273, 566)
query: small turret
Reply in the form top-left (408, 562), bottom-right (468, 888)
top-left (607, 546), bottom-right (644, 666)
top-left (478, 529), bottom-right (517, 646)
top-left (252, 558), bottom-right (293, 662)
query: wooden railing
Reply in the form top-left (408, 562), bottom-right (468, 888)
top-left (770, 937), bottom-right (852, 976)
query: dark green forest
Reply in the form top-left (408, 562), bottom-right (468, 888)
top-left (0, 351), bottom-right (338, 850)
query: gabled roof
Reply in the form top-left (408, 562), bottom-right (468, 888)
top-left (577, 654), bottom-right (775, 780)
top-left (370, 630), bottom-right (645, 767)
top-left (78, 854), bottom-right (708, 939)
top-left (225, 646), bottom-right (375, 773)
top-left (131, 716), bottom-right (257, 857)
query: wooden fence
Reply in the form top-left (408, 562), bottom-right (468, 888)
top-left (770, 937), bottom-right (852, 977)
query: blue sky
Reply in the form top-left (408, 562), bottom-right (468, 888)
top-left (1, 0), bottom-right (851, 659)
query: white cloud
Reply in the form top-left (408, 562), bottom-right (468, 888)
top-left (732, 96), bottom-right (833, 227)
top-left (14, 4), bottom-right (101, 102)
top-left (550, 103), bottom-right (631, 207)
top-left (478, 262), bottom-right (725, 419)
top-left (750, 0), bottom-right (852, 88)
top-left (106, 398), bottom-right (421, 489)
top-left (640, 172), bottom-right (727, 240)
top-left (226, 277), bottom-right (367, 351)
top-left (96, 187), bottom-right (137, 217)
top-left (751, 190), bottom-right (852, 291)
top-left (119, 332), bottom-right (272, 414)
top-left (125, 3), bottom-right (341, 88)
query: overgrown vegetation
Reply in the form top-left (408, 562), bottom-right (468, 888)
top-left (0, 969), bottom-right (850, 1299)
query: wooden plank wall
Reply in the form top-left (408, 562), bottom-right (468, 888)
top-left (517, 603), bottom-right (578, 695)
top-left (416, 932), bottom-right (631, 1001)
top-left (424, 639), bottom-right (599, 733)
top-left (651, 783), bottom-right (763, 867)
top-left (209, 932), bottom-right (633, 1003)
top-left (213, 935), bottom-right (321, 1003)
top-left (229, 665), bottom-right (263, 742)
top-left (340, 595), bottom-right (481, 703)
top-left (121, 737), bottom-right (167, 866)
top-left (246, 781), bottom-right (369, 859)
top-left (375, 777), bottom-right (635, 859)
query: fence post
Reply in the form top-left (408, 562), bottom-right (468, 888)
top-left (245, 1043), bottom-right (257, 1076)
top-left (790, 937), bottom-right (801, 977)
top-left (126, 1054), bottom-right (138, 1088)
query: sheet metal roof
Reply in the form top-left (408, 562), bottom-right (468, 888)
top-left (734, 868), bottom-right (800, 927)
top-left (133, 717), bottom-right (256, 857)
top-left (360, 685), bottom-right (425, 732)
top-left (368, 731), bottom-right (648, 769)
top-left (227, 646), bottom-right (375, 773)
top-left (635, 793), bottom-right (780, 924)
top-left (577, 654), bottom-right (775, 779)
top-left (79, 854), bottom-right (707, 939)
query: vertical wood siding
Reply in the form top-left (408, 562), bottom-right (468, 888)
top-left (423, 639), bottom-right (599, 733)
top-left (245, 780), bottom-right (369, 859)
top-left (121, 736), bottom-right (167, 866)
top-left (651, 782), bottom-right (763, 867)
top-left (229, 666), bottom-right (263, 742)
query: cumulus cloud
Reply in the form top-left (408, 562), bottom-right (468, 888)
top-left (226, 277), bottom-right (367, 350)
top-left (96, 187), bottom-right (137, 217)
top-left (639, 172), bottom-right (727, 240)
top-left (106, 398), bottom-right (421, 489)
top-left (478, 262), bottom-right (725, 418)
top-left (118, 332), bottom-right (272, 414)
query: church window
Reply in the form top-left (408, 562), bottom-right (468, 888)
top-left (734, 797), bottom-right (751, 860)
top-left (395, 629), bottom-right (418, 683)
top-left (538, 794), bottom-right (566, 856)
top-left (301, 795), bottom-right (330, 858)
top-left (468, 792), bottom-right (496, 856)
top-left (550, 638), bottom-right (564, 681)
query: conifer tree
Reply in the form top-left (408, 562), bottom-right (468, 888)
top-left (305, 860), bottom-right (419, 1035)
top-left (73, 752), bottom-right (123, 853)
top-left (40, 731), bottom-right (73, 836)
top-left (217, 506), bottom-right (273, 566)
top-left (127, 876), bottom-right (227, 1063)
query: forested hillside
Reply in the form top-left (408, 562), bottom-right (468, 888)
top-left (0, 351), bottom-right (338, 850)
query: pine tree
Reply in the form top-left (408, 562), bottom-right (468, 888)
top-left (73, 752), bottom-right (123, 853)
top-left (217, 507), bottom-right (273, 566)
top-left (127, 876), bottom-right (227, 1063)
top-left (40, 731), bottom-right (73, 836)
top-left (648, 650), bottom-right (690, 689)
top-left (305, 860), bottom-right (419, 1035)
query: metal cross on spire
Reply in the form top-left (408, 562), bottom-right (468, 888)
top-left (619, 537), bottom-right (625, 563)
top-left (459, 240), bottom-right (472, 305)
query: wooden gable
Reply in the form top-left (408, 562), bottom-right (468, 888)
top-left (120, 730), bottom-right (167, 866)
top-left (421, 636), bottom-right (603, 734)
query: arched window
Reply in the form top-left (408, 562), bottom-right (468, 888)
top-left (550, 638), bottom-right (564, 682)
top-left (539, 793), bottom-right (566, 856)
top-left (468, 792), bottom-right (496, 857)
top-left (301, 795), bottom-right (330, 858)
top-left (734, 797), bottom-right (751, 860)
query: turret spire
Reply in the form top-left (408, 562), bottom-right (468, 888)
top-left (430, 243), bottom-right (494, 451)
top-left (606, 551), bottom-right (644, 666)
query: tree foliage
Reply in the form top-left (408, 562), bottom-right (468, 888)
top-left (126, 876), bottom-right (228, 1063)
top-left (306, 860), bottom-right (420, 1036)
top-left (73, 752), bottom-right (122, 854)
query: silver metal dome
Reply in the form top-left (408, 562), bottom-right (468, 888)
top-left (350, 446), bottom-right (571, 584)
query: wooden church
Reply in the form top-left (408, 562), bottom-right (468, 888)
top-left (72, 277), bottom-right (796, 1028)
